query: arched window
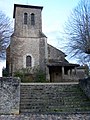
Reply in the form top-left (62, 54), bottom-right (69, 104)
top-left (31, 13), bottom-right (35, 25)
top-left (24, 13), bottom-right (28, 24)
top-left (26, 55), bottom-right (32, 67)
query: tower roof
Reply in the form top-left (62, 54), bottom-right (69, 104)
top-left (13, 4), bottom-right (43, 18)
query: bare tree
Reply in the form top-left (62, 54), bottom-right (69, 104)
top-left (64, 0), bottom-right (90, 64)
top-left (0, 11), bottom-right (12, 59)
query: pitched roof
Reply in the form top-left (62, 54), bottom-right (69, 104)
top-left (47, 61), bottom-right (79, 68)
top-left (48, 44), bottom-right (67, 57)
top-left (13, 4), bottom-right (43, 18)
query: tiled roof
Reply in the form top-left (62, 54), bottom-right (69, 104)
top-left (47, 61), bottom-right (79, 67)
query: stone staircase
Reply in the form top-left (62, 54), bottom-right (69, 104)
top-left (20, 83), bottom-right (90, 113)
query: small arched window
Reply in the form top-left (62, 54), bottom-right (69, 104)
top-left (24, 13), bottom-right (28, 24)
top-left (31, 13), bottom-right (35, 25)
top-left (26, 55), bottom-right (32, 67)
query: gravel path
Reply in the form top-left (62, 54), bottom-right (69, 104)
top-left (0, 113), bottom-right (90, 120)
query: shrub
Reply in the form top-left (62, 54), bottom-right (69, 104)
top-left (34, 69), bottom-right (46, 82)
top-left (14, 67), bottom-right (46, 83)
top-left (2, 68), bottom-right (9, 77)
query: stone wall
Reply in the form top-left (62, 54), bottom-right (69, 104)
top-left (0, 77), bottom-right (20, 114)
top-left (39, 37), bottom-right (47, 72)
top-left (79, 77), bottom-right (90, 99)
top-left (10, 36), bottom-right (40, 73)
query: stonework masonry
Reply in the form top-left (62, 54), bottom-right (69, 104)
top-left (79, 77), bottom-right (90, 99)
top-left (0, 78), bottom-right (90, 116)
top-left (9, 4), bottom-right (47, 75)
top-left (0, 77), bottom-right (20, 114)
top-left (39, 37), bottom-right (48, 72)
top-left (14, 6), bottom-right (42, 38)
top-left (0, 113), bottom-right (90, 120)
top-left (20, 83), bottom-right (90, 113)
top-left (10, 37), bottom-right (40, 72)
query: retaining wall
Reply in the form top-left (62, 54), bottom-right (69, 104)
top-left (79, 77), bottom-right (90, 99)
top-left (0, 77), bottom-right (20, 114)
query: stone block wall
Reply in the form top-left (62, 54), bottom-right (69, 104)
top-left (0, 77), bottom-right (20, 114)
top-left (14, 6), bottom-right (42, 38)
top-left (79, 77), bottom-right (90, 99)
top-left (39, 37), bottom-right (47, 72)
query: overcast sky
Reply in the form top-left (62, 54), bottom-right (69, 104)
top-left (0, 0), bottom-right (79, 76)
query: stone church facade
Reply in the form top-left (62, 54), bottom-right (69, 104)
top-left (6, 4), bottom-right (85, 82)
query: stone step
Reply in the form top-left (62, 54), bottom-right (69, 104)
top-left (20, 84), bottom-right (80, 91)
top-left (20, 90), bottom-right (84, 95)
top-left (20, 84), bottom-right (90, 113)
top-left (20, 91), bottom-right (84, 96)
top-left (20, 99), bottom-right (90, 104)
top-left (20, 96), bottom-right (89, 100)
top-left (20, 86), bottom-right (80, 90)
top-left (20, 107), bottom-right (90, 114)
top-left (20, 96), bottom-right (88, 101)
top-left (20, 100), bottom-right (90, 106)
top-left (20, 104), bottom-right (90, 110)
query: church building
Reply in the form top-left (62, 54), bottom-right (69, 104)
top-left (6, 4), bottom-right (82, 82)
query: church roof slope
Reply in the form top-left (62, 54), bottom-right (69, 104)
top-left (47, 61), bottom-right (79, 68)
top-left (48, 44), bottom-right (67, 57)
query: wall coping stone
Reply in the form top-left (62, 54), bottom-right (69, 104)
top-left (21, 82), bottom-right (79, 85)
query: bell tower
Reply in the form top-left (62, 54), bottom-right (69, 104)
top-left (9, 4), bottom-right (48, 75)
top-left (13, 4), bottom-right (43, 37)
